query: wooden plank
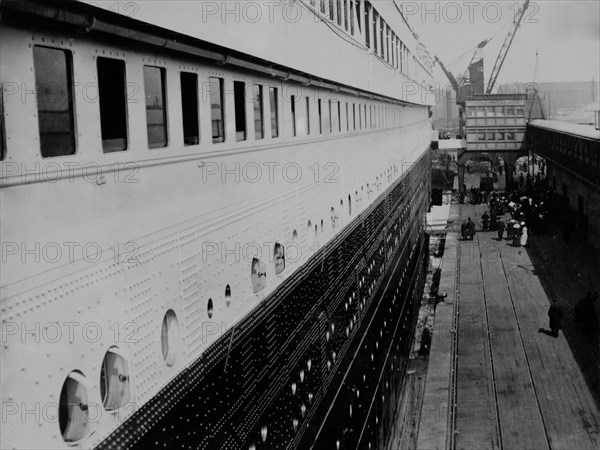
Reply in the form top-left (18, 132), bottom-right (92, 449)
top-left (477, 232), bottom-right (549, 449)
top-left (498, 236), bottom-right (600, 449)
top-left (454, 205), bottom-right (500, 450)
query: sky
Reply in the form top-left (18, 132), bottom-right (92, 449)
top-left (402, 0), bottom-right (600, 86)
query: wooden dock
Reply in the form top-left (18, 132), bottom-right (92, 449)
top-left (416, 204), bottom-right (600, 449)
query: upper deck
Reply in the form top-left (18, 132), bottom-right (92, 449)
top-left (73, 0), bottom-right (435, 105)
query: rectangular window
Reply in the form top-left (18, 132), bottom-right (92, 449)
top-left (337, 101), bottom-right (342, 132)
top-left (33, 46), bottom-right (76, 157)
top-left (98, 58), bottom-right (128, 152)
top-left (306, 97), bottom-right (311, 135)
top-left (329, 0), bottom-right (335, 20)
top-left (379, 19), bottom-right (384, 57)
top-left (516, 107), bottom-right (525, 116)
top-left (253, 84), bottom-right (264, 140)
top-left (353, 103), bottom-right (356, 130)
top-left (234, 81), bottom-right (246, 141)
top-left (506, 131), bottom-right (515, 140)
top-left (495, 106), bottom-right (505, 117)
top-left (358, 104), bottom-right (362, 129)
top-left (476, 107), bottom-right (485, 118)
top-left (506, 107), bottom-right (515, 116)
top-left (0, 85), bottom-right (5, 161)
top-left (209, 77), bottom-right (225, 143)
top-left (270, 87), bottom-right (279, 138)
top-left (337, 0), bottom-right (342, 25)
top-left (329, 100), bottom-right (333, 133)
top-left (355, 0), bottom-right (361, 31)
top-left (291, 95), bottom-right (296, 136)
top-left (318, 99), bottom-right (323, 134)
top-left (364, 105), bottom-right (367, 128)
top-left (180, 72), bottom-right (199, 146)
top-left (343, 0), bottom-right (349, 30)
top-left (496, 132), bottom-right (505, 140)
top-left (478, 132), bottom-right (486, 141)
top-left (485, 106), bottom-right (495, 117)
top-left (364, 2), bottom-right (371, 48)
top-left (346, 102), bottom-right (349, 131)
top-left (349, 0), bottom-right (355, 35)
top-left (373, 11), bottom-right (378, 54)
top-left (486, 132), bottom-right (494, 140)
top-left (143, 66), bottom-right (168, 149)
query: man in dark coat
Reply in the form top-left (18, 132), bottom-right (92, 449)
top-left (461, 221), bottom-right (468, 240)
top-left (548, 301), bottom-right (563, 337)
top-left (497, 219), bottom-right (505, 241)
top-left (481, 212), bottom-right (490, 231)
top-left (467, 218), bottom-right (475, 240)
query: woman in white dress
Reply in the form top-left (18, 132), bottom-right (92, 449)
top-left (520, 222), bottom-right (528, 247)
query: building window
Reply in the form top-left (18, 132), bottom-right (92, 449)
top-left (209, 77), bottom-right (225, 143)
top-left (495, 106), bottom-right (505, 117)
top-left (337, 0), bottom-right (343, 26)
top-left (343, 0), bottom-right (349, 30)
top-left (97, 58), bottom-right (128, 153)
top-left (253, 84), bottom-right (264, 140)
top-left (353, 103), bottom-right (356, 130)
top-left (234, 81), bottom-right (246, 141)
top-left (485, 106), bottom-right (495, 117)
top-left (143, 66), bottom-right (168, 149)
top-left (516, 107), bottom-right (525, 116)
top-left (486, 132), bottom-right (494, 140)
top-left (506, 131), bottom-right (515, 140)
top-left (270, 87), bottom-right (279, 138)
top-left (180, 72), bottom-right (199, 146)
top-left (329, 0), bottom-right (335, 20)
top-left (33, 46), bottom-right (76, 157)
top-left (506, 107), bottom-right (515, 116)
top-left (291, 95), bottom-right (297, 136)
top-left (306, 97), bottom-right (311, 135)
top-left (338, 102), bottom-right (342, 132)
top-left (478, 132), bottom-right (486, 140)
top-left (329, 100), bottom-right (333, 133)
top-left (496, 132), bottom-right (505, 140)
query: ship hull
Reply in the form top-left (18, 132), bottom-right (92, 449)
top-left (96, 151), bottom-right (431, 449)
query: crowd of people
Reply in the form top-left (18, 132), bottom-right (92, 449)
top-left (455, 169), bottom-right (598, 337)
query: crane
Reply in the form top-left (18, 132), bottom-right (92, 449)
top-left (434, 39), bottom-right (489, 105)
top-left (486, 0), bottom-right (530, 93)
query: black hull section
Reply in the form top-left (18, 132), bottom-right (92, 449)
top-left (97, 151), bottom-right (431, 450)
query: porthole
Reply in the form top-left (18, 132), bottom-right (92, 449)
top-left (161, 309), bottom-right (179, 366)
top-left (273, 243), bottom-right (285, 275)
top-left (207, 298), bottom-right (214, 318)
top-left (292, 230), bottom-right (298, 241)
top-left (225, 285), bottom-right (231, 307)
top-left (100, 347), bottom-right (131, 411)
top-left (307, 220), bottom-right (312, 234)
top-left (261, 425), bottom-right (268, 442)
top-left (320, 219), bottom-right (324, 232)
top-left (251, 258), bottom-right (267, 294)
top-left (58, 371), bottom-right (93, 444)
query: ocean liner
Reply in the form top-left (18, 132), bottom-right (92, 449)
top-left (0, 0), bottom-right (434, 448)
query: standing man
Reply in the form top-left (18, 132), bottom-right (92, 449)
top-left (481, 211), bottom-right (490, 232)
top-left (547, 301), bottom-right (563, 337)
top-left (497, 219), bottom-right (505, 241)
